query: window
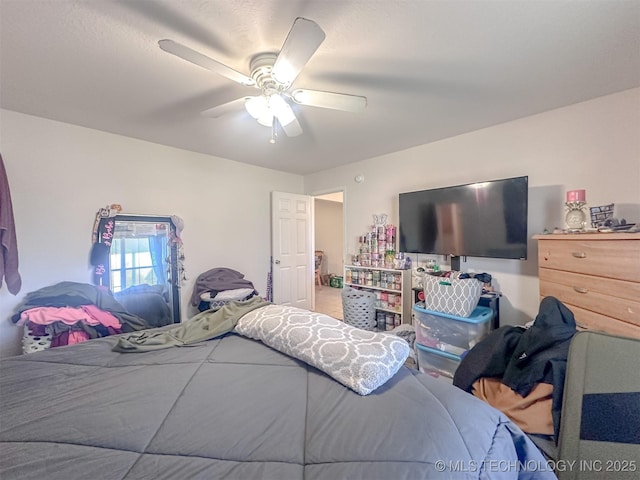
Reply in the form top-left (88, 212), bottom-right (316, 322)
top-left (109, 235), bottom-right (167, 293)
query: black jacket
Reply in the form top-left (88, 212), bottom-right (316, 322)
top-left (453, 296), bottom-right (577, 439)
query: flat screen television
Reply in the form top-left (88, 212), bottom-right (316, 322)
top-left (398, 176), bottom-right (528, 260)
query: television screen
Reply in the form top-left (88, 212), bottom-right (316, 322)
top-left (398, 176), bottom-right (528, 259)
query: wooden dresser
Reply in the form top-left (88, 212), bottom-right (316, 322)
top-left (534, 232), bottom-right (640, 339)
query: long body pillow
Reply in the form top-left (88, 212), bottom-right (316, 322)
top-left (235, 304), bottom-right (410, 395)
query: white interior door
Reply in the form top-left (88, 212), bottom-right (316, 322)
top-left (271, 191), bottom-right (313, 309)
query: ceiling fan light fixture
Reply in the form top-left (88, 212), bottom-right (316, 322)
top-left (245, 94), bottom-right (295, 128)
top-left (256, 112), bottom-right (274, 127)
top-left (245, 96), bottom-right (269, 120)
top-left (269, 94), bottom-right (296, 126)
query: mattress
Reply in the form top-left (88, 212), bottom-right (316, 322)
top-left (0, 313), bottom-right (556, 479)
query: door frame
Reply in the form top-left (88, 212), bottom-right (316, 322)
top-left (311, 186), bottom-right (347, 311)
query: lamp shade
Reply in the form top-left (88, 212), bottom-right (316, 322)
top-left (256, 112), bottom-right (274, 127)
top-left (245, 96), bottom-right (269, 120)
top-left (270, 95), bottom-right (296, 126)
top-left (245, 94), bottom-right (294, 128)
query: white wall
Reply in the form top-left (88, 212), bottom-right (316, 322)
top-left (304, 88), bottom-right (640, 327)
top-left (0, 110), bottom-right (303, 357)
top-left (2, 88), bottom-right (638, 356)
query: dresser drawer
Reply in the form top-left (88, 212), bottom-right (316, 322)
top-left (539, 274), bottom-right (640, 327)
top-left (539, 268), bottom-right (640, 304)
top-left (535, 233), bottom-right (640, 339)
top-left (541, 298), bottom-right (640, 339)
top-left (537, 238), bottom-right (640, 282)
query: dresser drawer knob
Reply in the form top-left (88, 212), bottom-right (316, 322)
top-left (573, 286), bottom-right (589, 294)
top-left (571, 252), bottom-right (587, 258)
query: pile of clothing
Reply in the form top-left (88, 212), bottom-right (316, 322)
top-left (191, 268), bottom-right (258, 312)
top-left (12, 281), bottom-right (149, 349)
top-left (114, 283), bottom-right (172, 328)
top-left (453, 296), bottom-right (577, 452)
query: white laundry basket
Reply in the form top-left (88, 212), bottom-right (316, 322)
top-left (341, 287), bottom-right (376, 330)
top-left (22, 325), bottom-right (52, 354)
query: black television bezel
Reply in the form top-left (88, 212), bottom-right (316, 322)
top-left (398, 175), bottom-right (529, 261)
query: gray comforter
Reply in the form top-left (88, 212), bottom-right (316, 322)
top-left (0, 329), bottom-right (556, 479)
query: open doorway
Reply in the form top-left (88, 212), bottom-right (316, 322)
top-left (313, 191), bottom-right (344, 319)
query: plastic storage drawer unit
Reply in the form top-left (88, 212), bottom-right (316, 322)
top-left (415, 343), bottom-right (461, 379)
top-left (413, 303), bottom-right (493, 356)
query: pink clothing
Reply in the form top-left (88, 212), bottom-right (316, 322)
top-left (18, 305), bottom-right (121, 329)
top-left (68, 331), bottom-right (91, 345)
top-left (49, 330), bottom-right (90, 348)
top-left (80, 304), bottom-right (122, 328)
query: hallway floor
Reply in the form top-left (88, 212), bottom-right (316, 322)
top-left (314, 285), bottom-right (343, 320)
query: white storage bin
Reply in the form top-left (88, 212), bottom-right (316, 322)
top-left (415, 343), bottom-right (461, 380)
top-left (422, 274), bottom-right (483, 317)
top-left (413, 303), bottom-right (493, 356)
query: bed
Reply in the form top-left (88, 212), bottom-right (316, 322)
top-left (0, 303), bottom-right (556, 479)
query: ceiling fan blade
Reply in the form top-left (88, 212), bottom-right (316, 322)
top-left (201, 97), bottom-right (251, 118)
top-left (279, 115), bottom-right (303, 137)
top-left (270, 95), bottom-right (303, 137)
top-left (159, 39), bottom-right (255, 87)
top-left (290, 89), bottom-right (367, 112)
top-left (272, 18), bottom-right (326, 86)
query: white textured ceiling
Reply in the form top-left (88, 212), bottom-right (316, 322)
top-left (1, 0), bottom-right (639, 175)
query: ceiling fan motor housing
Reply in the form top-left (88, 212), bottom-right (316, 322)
top-left (250, 53), bottom-right (285, 95)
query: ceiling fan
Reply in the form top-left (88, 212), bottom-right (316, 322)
top-left (159, 17), bottom-right (367, 142)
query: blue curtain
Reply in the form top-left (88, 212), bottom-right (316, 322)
top-left (148, 236), bottom-right (167, 285)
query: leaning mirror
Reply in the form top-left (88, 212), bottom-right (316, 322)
top-left (91, 209), bottom-right (182, 328)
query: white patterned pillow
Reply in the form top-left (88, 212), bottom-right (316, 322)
top-left (235, 304), bottom-right (410, 395)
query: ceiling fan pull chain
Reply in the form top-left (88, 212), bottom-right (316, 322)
top-left (270, 118), bottom-right (277, 144)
